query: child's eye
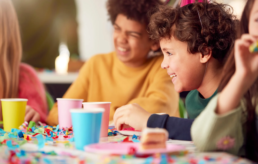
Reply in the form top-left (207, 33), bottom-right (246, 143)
top-left (166, 52), bottom-right (173, 56)
top-left (114, 26), bottom-right (120, 31)
top-left (130, 34), bottom-right (140, 38)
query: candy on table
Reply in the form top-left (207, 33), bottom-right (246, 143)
top-left (28, 121), bottom-right (36, 129)
top-left (249, 41), bottom-right (258, 53)
top-left (19, 121), bottom-right (28, 130)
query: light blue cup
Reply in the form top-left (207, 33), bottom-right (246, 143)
top-left (70, 108), bottom-right (104, 150)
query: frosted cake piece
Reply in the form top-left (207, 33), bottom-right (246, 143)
top-left (140, 128), bottom-right (168, 150)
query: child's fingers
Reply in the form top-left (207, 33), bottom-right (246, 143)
top-left (115, 116), bottom-right (126, 130)
top-left (24, 109), bottom-right (34, 122)
top-left (25, 106), bottom-right (31, 114)
top-left (31, 113), bottom-right (40, 122)
top-left (114, 111), bottom-right (125, 129)
top-left (235, 39), bottom-right (253, 51)
top-left (240, 34), bottom-right (258, 44)
top-left (113, 106), bottom-right (127, 125)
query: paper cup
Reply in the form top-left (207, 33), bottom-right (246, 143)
top-left (71, 108), bottom-right (104, 150)
top-left (1, 99), bottom-right (27, 132)
top-left (57, 98), bottom-right (83, 129)
top-left (82, 102), bottom-right (111, 137)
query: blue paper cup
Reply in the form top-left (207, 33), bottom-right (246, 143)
top-left (70, 108), bottom-right (104, 150)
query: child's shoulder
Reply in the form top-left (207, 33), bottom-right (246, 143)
top-left (19, 63), bottom-right (38, 79)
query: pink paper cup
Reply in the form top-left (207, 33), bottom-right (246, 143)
top-left (82, 102), bottom-right (111, 137)
top-left (57, 98), bottom-right (83, 129)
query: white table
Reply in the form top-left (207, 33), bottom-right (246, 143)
top-left (37, 72), bottom-right (78, 84)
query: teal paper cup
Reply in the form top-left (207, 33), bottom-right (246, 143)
top-left (70, 108), bottom-right (104, 150)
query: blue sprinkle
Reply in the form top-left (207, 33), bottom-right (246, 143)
top-left (198, 160), bottom-right (206, 164)
top-left (11, 129), bottom-right (20, 133)
top-left (20, 150), bottom-right (26, 156)
top-left (31, 127), bottom-right (35, 132)
top-left (36, 134), bottom-right (45, 149)
top-left (113, 131), bottom-right (119, 135)
top-left (8, 133), bottom-right (17, 139)
top-left (6, 140), bottom-right (19, 150)
top-left (144, 157), bottom-right (153, 164)
top-left (43, 158), bottom-right (52, 164)
top-left (132, 139), bottom-right (140, 143)
top-left (45, 137), bottom-right (53, 142)
top-left (18, 131), bottom-right (24, 138)
top-left (132, 134), bottom-right (138, 139)
top-left (54, 125), bottom-right (59, 132)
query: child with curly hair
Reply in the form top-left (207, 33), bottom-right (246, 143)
top-left (113, 0), bottom-right (237, 140)
top-left (47, 0), bottom-right (180, 126)
top-left (192, 0), bottom-right (258, 161)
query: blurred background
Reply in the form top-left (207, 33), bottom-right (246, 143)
top-left (11, 0), bottom-right (247, 101)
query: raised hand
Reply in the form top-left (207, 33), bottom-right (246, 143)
top-left (235, 34), bottom-right (258, 86)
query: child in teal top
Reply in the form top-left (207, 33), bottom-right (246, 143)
top-left (191, 0), bottom-right (258, 161)
top-left (113, 0), bottom-right (237, 140)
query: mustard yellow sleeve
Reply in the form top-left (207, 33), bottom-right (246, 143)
top-left (191, 94), bottom-right (244, 156)
top-left (128, 67), bottom-right (179, 117)
top-left (46, 59), bottom-right (91, 126)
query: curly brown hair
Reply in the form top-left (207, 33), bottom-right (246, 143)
top-left (148, 1), bottom-right (237, 63)
top-left (106, 0), bottom-right (165, 26)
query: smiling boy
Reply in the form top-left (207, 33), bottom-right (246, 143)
top-left (47, 0), bottom-right (179, 125)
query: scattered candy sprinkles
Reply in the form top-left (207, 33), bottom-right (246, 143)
top-left (0, 122), bottom-right (252, 164)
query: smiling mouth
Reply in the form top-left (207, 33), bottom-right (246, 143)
top-left (117, 47), bottom-right (128, 52)
top-left (170, 74), bottom-right (177, 78)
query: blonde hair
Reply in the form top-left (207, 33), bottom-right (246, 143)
top-left (0, 0), bottom-right (22, 99)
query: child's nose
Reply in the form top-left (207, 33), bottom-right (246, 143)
top-left (117, 33), bottom-right (127, 44)
top-left (161, 60), bottom-right (169, 69)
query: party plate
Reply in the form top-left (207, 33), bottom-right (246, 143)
top-left (85, 143), bottom-right (185, 155)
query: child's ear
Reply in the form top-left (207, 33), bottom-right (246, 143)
top-left (199, 48), bottom-right (212, 63)
top-left (150, 41), bottom-right (160, 51)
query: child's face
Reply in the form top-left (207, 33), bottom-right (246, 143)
top-left (160, 36), bottom-right (206, 92)
top-left (113, 14), bottom-right (156, 67)
top-left (249, 0), bottom-right (258, 36)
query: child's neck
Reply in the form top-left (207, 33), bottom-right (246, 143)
top-left (197, 59), bottom-right (223, 99)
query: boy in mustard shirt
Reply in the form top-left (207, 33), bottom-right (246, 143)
top-left (47, 0), bottom-right (179, 125)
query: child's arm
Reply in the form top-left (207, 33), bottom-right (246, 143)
top-left (191, 95), bottom-right (244, 154)
top-left (19, 64), bottom-right (48, 122)
top-left (217, 35), bottom-right (258, 115)
top-left (191, 35), bottom-right (258, 154)
top-left (114, 103), bottom-right (193, 140)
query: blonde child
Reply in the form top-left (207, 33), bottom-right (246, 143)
top-left (192, 0), bottom-right (258, 161)
top-left (114, 0), bottom-right (237, 140)
top-left (0, 0), bottom-right (48, 123)
top-left (47, 0), bottom-right (180, 126)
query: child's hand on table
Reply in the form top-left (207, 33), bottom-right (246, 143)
top-left (25, 105), bottom-right (40, 122)
top-left (113, 103), bottom-right (151, 131)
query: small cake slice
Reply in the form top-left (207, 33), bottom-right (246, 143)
top-left (140, 128), bottom-right (168, 150)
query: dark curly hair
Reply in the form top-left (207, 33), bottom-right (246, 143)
top-left (148, 1), bottom-right (237, 63)
top-left (106, 0), bottom-right (165, 26)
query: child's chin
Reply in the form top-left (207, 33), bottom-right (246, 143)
top-left (174, 86), bottom-right (183, 93)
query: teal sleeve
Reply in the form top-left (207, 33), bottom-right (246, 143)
top-left (191, 94), bottom-right (245, 156)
